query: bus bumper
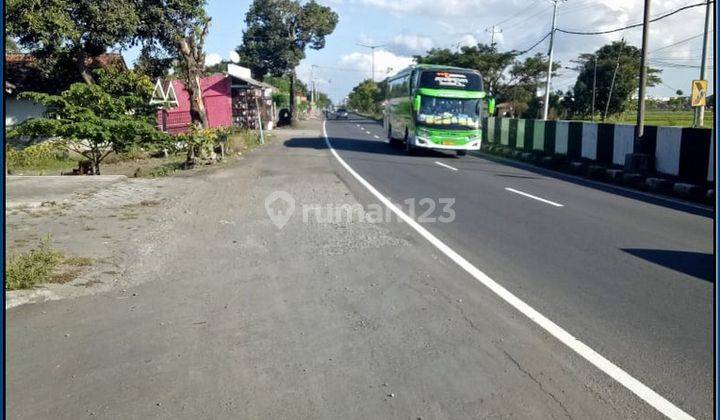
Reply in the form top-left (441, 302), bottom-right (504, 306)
top-left (414, 136), bottom-right (481, 151)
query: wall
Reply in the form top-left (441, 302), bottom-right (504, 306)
top-left (484, 117), bottom-right (714, 184)
top-left (5, 97), bottom-right (46, 128)
top-left (156, 74), bottom-right (232, 135)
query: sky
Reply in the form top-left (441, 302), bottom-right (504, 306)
top-left (122, 0), bottom-right (715, 104)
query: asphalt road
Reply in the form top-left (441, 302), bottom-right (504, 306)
top-left (6, 118), bottom-right (712, 419)
top-left (320, 114), bottom-right (714, 419)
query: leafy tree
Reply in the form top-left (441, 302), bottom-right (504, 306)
top-left (501, 53), bottom-right (561, 118)
top-left (415, 44), bottom-right (516, 93)
top-left (136, 0), bottom-right (212, 140)
top-left (570, 41), bottom-right (661, 119)
top-left (9, 69), bottom-right (166, 174)
top-left (347, 79), bottom-right (381, 115)
top-left (134, 44), bottom-right (175, 80)
top-left (6, 0), bottom-right (139, 84)
top-left (237, 0), bottom-right (338, 120)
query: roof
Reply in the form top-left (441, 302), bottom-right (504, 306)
top-left (5, 53), bottom-right (127, 95)
top-left (386, 64), bottom-right (482, 81)
top-left (226, 73), bottom-right (276, 91)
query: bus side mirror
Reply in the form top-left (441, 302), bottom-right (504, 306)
top-left (413, 95), bottom-right (421, 112)
top-left (487, 97), bottom-right (496, 115)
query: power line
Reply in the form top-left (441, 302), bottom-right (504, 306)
top-left (556, 1), bottom-right (711, 35)
top-left (490, 1), bottom-right (542, 27)
top-left (516, 32), bottom-right (551, 55)
top-left (649, 31), bottom-right (712, 53)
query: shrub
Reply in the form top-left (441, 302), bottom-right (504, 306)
top-left (6, 237), bottom-right (64, 290)
top-left (6, 142), bottom-right (72, 170)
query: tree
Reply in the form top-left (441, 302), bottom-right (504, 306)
top-left (6, 0), bottom-right (139, 84)
top-left (347, 79), bottom-right (381, 115)
top-left (415, 44), bottom-right (516, 94)
top-left (136, 0), bottom-right (214, 166)
top-left (9, 69), bottom-right (167, 174)
top-left (570, 41), bottom-right (661, 119)
top-left (237, 0), bottom-right (338, 121)
top-left (502, 53), bottom-right (561, 118)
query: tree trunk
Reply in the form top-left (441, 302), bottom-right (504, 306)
top-left (76, 52), bottom-right (95, 85)
top-left (289, 71), bottom-right (296, 123)
top-left (178, 38), bottom-right (209, 129)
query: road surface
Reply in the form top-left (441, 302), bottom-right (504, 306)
top-left (6, 117), bottom-right (713, 419)
top-left (320, 114), bottom-right (713, 418)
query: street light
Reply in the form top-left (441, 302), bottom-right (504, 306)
top-left (357, 42), bottom-right (387, 81)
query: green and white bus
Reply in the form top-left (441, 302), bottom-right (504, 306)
top-left (383, 64), bottom-right (495, 156)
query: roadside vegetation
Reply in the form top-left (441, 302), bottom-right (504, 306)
top-left (346, 40), bottom-right (713, 129)
top-left (6, 237), bottom-right (97, 290)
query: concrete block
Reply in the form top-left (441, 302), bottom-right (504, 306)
top-left (622, 173), bottom-right (645, 187)
top-left (587, 164), bottom-right (607, 180)
top-left (645, 177), bottom-right (672, 193)
top-left (568, 161), bottom-right (586, 174)
top-left (673, 182), bottom-right (704, 200)
top-left (606, 169), bottom-right (624, 181)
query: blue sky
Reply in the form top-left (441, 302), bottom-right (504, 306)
top-left (122, 0), bottom-right (714, 104)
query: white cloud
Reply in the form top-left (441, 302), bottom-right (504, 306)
top-left (205, 53), bottom-right (222, 67)
top-left (339, 49), bottom-right (414, 81)
top-left (391, 34), bottom-right (434, 55)
top-left (457, 34), bottom-right (479, 49)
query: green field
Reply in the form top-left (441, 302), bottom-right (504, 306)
top-left (605, 110), bottom-right (714, 129)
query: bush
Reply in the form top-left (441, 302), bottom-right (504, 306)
top-left (6, 142), bottom-right (73, 170)
top-left (6, 237), bottom-right (64, 290)
top-left (179, 126), bottom-right (230, 164)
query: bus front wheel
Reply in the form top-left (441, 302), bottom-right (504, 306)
top-left (388, 125), bottom-right (400, 146)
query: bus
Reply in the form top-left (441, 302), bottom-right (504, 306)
top-left (383, 64), bottom-right (495, 157)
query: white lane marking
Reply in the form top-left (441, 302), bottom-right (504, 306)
top-left (322, 120), bottom-right (693, 420)
top-left (434, 161), bottom-right (458, 171)
top-left (505, 187), bottom-right (564, 207)
top-left (373, 135), bottom-right (380, 139)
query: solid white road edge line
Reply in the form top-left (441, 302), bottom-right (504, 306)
top-left (323, 119), bottom-right (693, 420)
top-left (505, 187), bottom-right (564, 207)
top-left (434, 161), bottom-right (459, 171)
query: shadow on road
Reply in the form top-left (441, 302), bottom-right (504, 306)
top-left (622, 249), bottom-right (714, 282)
top-left (283, 136), bottom-right (458, 160)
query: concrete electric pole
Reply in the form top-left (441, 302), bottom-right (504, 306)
top-left (485, 26), bottom-right (503, 45)
top-left (635, 0), bottom-right (651, 141)
top-left (357, 43), bottom-right (387, 82)
top-left (542, 0), bottom-right (564, 120)
top-left (694, 0), bottom-right (712, 127)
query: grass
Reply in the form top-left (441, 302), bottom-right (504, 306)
top-left (604, 110), bottom-right (714, 128)
top-left (6, 238), bottom-right (95, 290)
top-left (6, 237), bottom-right (64, 290)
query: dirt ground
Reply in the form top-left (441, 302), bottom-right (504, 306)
top-left (4, 128), bottom-right (286, 308)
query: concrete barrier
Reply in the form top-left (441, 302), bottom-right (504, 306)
top-left (479, 116), bottom-right (713, 186)
top-left (555, 121), bottom-right (569, 155)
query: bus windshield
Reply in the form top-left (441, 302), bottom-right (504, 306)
top-left (416, 96), bottom-right (481, 130)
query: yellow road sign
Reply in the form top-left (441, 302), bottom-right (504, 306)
top-left (691, 79), bottom-right (708, 107)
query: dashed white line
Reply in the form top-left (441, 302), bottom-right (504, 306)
top-left (373, 135), bottom-right (380, 139)
top-left (434, 161), bottom-right (458, 171)
top-left (322, 120), bottom-right (691, 420)
top-left (505, 187), bottom-right (564, 207)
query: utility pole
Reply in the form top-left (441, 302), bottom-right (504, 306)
top-left (625, 0), bottom-right (652, 173)
top-left (310, 65), bottom-right (316, 112)
top-left (542, 0), bottom-right (564, 120)
top-left (635, 0), bottom-right (651, 142)
top-left (591, 55), bottom-right (597, 121)
top-left (485, 25), bottom-right (503, 45)
top-left (694, 0), bottom-right (712, 127)
top-left (604, 58), bottom-right (620, 121)
top-left (357, 42), bottom-right (387, 82)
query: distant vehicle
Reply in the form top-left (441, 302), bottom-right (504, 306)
top-left (383, 64), bottom-right (495, 157)
top-left (335, 108), bottom-right (349, 119)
